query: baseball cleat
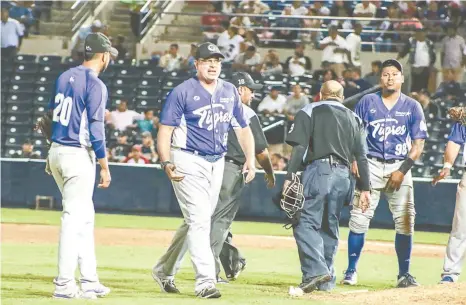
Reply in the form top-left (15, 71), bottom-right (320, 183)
top-left (53, 288), bottom-right (95, 299)
top-left (151, 270), bottom-right (180, 293)
top-left (397, 273), bottom-right (420, 288)
top-left (82, 284), bottom-right (111, 298)
top-left (227, 260), bottom-right (246, 281)
top-left (217, 277), bottom-right (229, 284)
top-left (299, 274), bottom-right (332, 293)
top-left (341, 269), bottom-right (358, 285)
top-left (439, 276), bottom-right (455, 284)
top-left (196, 286), bottom-right (221, 299)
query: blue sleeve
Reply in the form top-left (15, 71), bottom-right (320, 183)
top-left (448, 123), bottom-right (466, 145)
top-left (409, 102), bottom-right (428, 140)
top-left (232, 87), bottom-right (248, 128)
top-left (354, 97), bottom-right (367, 127)
top-left (86, 81), bottom-right (107, 159)
top-left (160, 87), bottom-right (185, 126)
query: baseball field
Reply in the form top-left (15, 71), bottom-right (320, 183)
top-left (2, 207), bottom-right (466, 305)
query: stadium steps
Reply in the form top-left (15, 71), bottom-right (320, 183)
top-left (36, 2), bottom-right (75, 37)
top-left (160, 1), bottom-right (205, 43)
top-left (106, 2), bottom-right (136, 57)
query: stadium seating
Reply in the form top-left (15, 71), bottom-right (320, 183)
top-left (2, 53), bottom-right (465, 179)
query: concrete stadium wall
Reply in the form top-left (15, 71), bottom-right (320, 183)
top-left (1, 159), bottom-right (458, 230)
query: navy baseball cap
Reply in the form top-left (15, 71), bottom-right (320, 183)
top-left (84, 32), bottom-right (118, 58)
top-left (381, 59), bottom-right (403, 74)
top-left (195, 42), bottom-right (225, 60)
top-left (231, 72), bottom-right (263, 90)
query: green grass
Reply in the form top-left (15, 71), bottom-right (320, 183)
top-left (0, 208), bottom-right (457, 305)
top-left (1, 208), bottom-right (450, 245)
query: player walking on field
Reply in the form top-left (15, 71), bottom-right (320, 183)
top-left (47, 33), bottom-right (117, 299)
top-left (432, 121), bottom-right (466, 283)
top-left (153, 42), bottom-right (256, 299)
top-left (342, 59), bottom-right (427, 288)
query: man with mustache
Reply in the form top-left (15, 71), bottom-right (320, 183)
top-left (341, 59), bottom-right (427, 288)
top-left (152, 42), bottom-right (256, 299)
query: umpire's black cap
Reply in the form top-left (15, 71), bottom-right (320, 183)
top-left (195, 42), bottom-right (225, 60)
top-left (381, 59), bottom-right (403, 74)
top-left (84, 32), bottom-right (118, 58)
top-left (231, 72), bottom-right (263, 90)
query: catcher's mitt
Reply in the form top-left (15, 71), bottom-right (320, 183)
top-left (34, 110), bottom-right (53, 146)
top-left (448, 107), bottom-right (466, 125)
top-left (273, 173), bottom-right (305, 229)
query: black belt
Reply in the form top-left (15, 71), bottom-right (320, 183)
top-left (367, 155), bottom-right (402, 164)
top-left (225, 157), bottom-right (242, 167)
top-left (313, 155), bottom-right (348, 167)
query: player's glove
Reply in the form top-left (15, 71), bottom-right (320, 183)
top-left (34, 110), bottom-right (53, 145)
top-left (273, 173), bottom-right (305, 229)
top-left (448, 107), bottom-right (466, 125)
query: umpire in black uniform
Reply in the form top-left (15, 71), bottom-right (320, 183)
top-left (210, 72), bottom-right (276, 283)
top-left (284, 80), bottom-right (371, 293)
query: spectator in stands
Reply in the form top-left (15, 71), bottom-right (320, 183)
top-left (319, 26), bottom-right (349, 78)
top-left (11, 139), bottom-right (40, 159)
top-left (344, 68), bottom-right (372, 97)
top-left (124, 145), bottom-right (149, 164)
top-left (8, 1), bottom-right (33, 38)
top-left (329, 1), bottom-right (353, 29)
top-left (440, 23), bottom-right (465, 83)
top-left (411, 89), bottom-right (438, 118)
top-left (31, 1), bottom-right (54, 33)
top-left (346, 23), bottom-right (363, 69)
top-left (201, 3), bottom-right (225, 33)
top-left (364, 60), bottom-right (382, 86)
top-left (136, 109), bottom-right (159, 133)
top-left (222, 0), bottom-right (237, 15)
top-left (240, 29), bottom-right (258, 52)
top-left (141, 131), bottom-right (158, 163)
top-left (285, 43), bottom-right (312, 77)
top-left (72, 20), bottom-right (103, 61)
top-left (353, 0), bottom-right (377, 26)
top-left (182, 43), bottom-right (198, 73)
top-left (271, 153), bottom-right (287, 171)
top-left (1, 6), bottom-right (23, 59)
top-left (300, 8), bottom-right (322, 46)
top-left (107, 100), bottom-right (144, 132)
top-left (276, 5), bottom-right (301, 41)
top-left (284, 84), bottom-right (309, 120)
top-left (291, 0), bottom-right (308, 15)
top-left (230, 7), bottom-right (251, 36)
top-left (111, 131), bottom-right (132, 163)
top-left (311, 1), bottom-right (330, 16)
top-left (257, 87), bottom-right (287, 114)
top-left (232, 45), bottom-right (261, 73)
top-left (113, 35), bottom-right (128, 60)
top-left (239, 0), bottom-right (270, 14)
top-left (259, 50), bottom-right (283, 76)
top-left (159, 43), bottom-right (184, 72)
top-left (433, 68), bottom-right (462, 100)
top-left (397, 28), bottom-right (436, 93)
top-left (375, 3), bottom-right (400, 52)
top-left (313, 69), bottom-right (338, 102)
top-left (217, 25), bottom-right (244, 63)
top-left (398, 1), bottom-right (418, 18)
top-left (106, 147), bottom-right (116, 163)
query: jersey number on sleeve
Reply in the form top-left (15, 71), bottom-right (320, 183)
top-left (53, 93), bottom-right (73, 127)
top-left (395, 143), bottom-right (408, 156)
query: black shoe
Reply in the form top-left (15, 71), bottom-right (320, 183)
top-left (152, 271), bottom-right (180, 293)
top-left (227, 260), bottom-right (246, 281)
top-left (397, 273), bottom-right (420, 288)
top-left (197, 286), bottom-right (221, 299)
top-left (299, 274), bottom-right (332, 293)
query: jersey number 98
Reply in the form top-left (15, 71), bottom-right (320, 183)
top-left (53, 93), bottom-right (73, 127)
top-left (395, 143), bottom-right (408, 156)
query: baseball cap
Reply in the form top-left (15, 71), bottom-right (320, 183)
top-left (92, 19), bottom-right (103, 28)
top-left (84, 32), bottom-right (118, 58)
top-left (141, 131), bottom-right (152, 138)
top-left (231, 72), bottom-right (263, 90)
top-left (381, 59), bottom-right (403, 74)
top-left (195, 42), bottom-right (225, 60)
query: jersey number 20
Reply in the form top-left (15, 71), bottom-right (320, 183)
top-left (53, 93), bottom-right (73, 126)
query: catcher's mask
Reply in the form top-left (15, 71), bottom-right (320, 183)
top-left (280, 173), bottom-right (305, 219)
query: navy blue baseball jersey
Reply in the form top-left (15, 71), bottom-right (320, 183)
top-left (160, 77), bottom-right (248, 155)
top-left (448, 123), bottom-right (466, 145)
top-left (355, 92), bottom-right (428, 161)
top-left (49, 65), bottom-right (107, 159)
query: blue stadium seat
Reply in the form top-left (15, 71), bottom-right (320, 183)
top-left (5, 114), bottom-right (32, 125)
top-left (6, 103), bottom-right (32, 115)
top-left (38, 64), bottom-right (61, 75)
top-left (10, 74), bottom-right (36, 85)
top-left (5, 125), bottom-right (32, 136)
top-left (6, 93), bottom-right (35, 104)
top-left (141, 67), bottom-right (167, 79)
top-left (422, 152), bottom-right (443, 166)
top-left (33, 104), bottom-right (47, 116)
top-left (38, 55), bottom-right (62, 65)
top-left (110, 86), bottom-right (135, 99)
top-left (137, 87), bottom-right (161, 99)
top-left (112, 77), bottom-right (140, 87)
top-left (33, 94), bottom-right (49, 106)
top-left (15, 63), bottom-right (40, 74)
top-left (14, 54), bottom-right (37, 64)
top-left (35, 85), bottom-right (52, 95)
top-left (113, 59), bottom-right (135, 67)
top-left (36, 75), bottom-right (56, 87)
top-left (115, 66), bottom-right (141, 79)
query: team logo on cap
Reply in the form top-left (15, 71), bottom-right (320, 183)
top-left (86, 45), bottom-right (92, 51)
top-left (208, 44), bottom-right (219, 52)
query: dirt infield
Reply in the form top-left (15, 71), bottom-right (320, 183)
top-left (3, 223), bottom-right (463, 305)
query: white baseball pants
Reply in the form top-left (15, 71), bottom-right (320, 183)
top-left (153, 149), bottom-right (225, 294)
top-left (48, 143), bottom-right (101, 294)
top-left (442, 172), bottom-right (466, 280)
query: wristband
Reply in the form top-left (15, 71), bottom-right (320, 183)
top-left (443, 162), bottom-right (452, 169)
top-left (398, 158), bottom-right (414, 175)
top-left (161, 161), bottom-right (172, 170)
